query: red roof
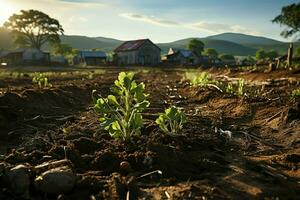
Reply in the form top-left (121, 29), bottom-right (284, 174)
top-left (114, 39), bottom-right (160, 52)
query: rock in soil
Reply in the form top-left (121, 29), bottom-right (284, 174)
top-left (34, 166), bottom-right (76, 194)
top-left (5, 164), bottom-right (32, 198)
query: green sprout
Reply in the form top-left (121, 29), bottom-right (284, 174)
top-left (32, 73), bottom-right (51, 88)
top-left (225, 83), bottom-right (234, 94)
top-left (94, 72), bottom-right (150, 141)
top-left (191, 72), bottom-right (217, 86)
top-left (292, 88), bottom-right (300, 97)
top-left (156, 106), bottom-right (187, 135)
top-left (237, 79), bottom-right (245, 96)
top-left (225, 79), bottom-right (245, 96)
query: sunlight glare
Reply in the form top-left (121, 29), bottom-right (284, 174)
top-left (0, 0), bottom-right (16, 25)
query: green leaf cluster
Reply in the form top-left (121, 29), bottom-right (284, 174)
top-left (292, 88), bottom-right (300, 97)
top-left (225, 79), bottom-right (245, 96)
top-left (155, 106), bottom-right (187, 135)
top-left (191, 72), bottom-right (218, 86)
top-left (32, 73), bottom-right (51, 88)
top-left (94, 72), bottom-right (150, 141)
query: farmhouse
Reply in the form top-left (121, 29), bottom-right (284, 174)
top-left (114, 39), bottom-right (161, 65)
top-left (0, 48), bottom-right (49, 65)
top-left (77, 50), bottom-right (107, 66)
top-left (166, 48), bottom-right (199, 65)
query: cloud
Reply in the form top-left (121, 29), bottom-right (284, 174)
top-left (57, 0), bottom-right (105, 5)
top-left (120, 12), bottom-right (261, 36)
top-left (120, 13), bottom-right (180, 26)
top-left (190, 21), bottom-right (260, 35)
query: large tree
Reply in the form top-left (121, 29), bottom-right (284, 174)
top-left (295, 46), bottom-right (300, 57)
top-left (188, 39), bottom-right (204, 56)
top-left (53, 43), bottom-right (73, 56)
top-left (256, 49), bottom-right (266, 60)
top-left (4, 9), bottom-right (64, 50)
top-left (203, 48), bottom-right (218, 59)
top-left (272, 2), bottom-right (300, 39)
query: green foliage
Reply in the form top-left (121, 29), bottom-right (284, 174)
top-left (53, 43), bottom-right (73, 56)
top-left (219, 54), bottom-right (235, 60)
top-left (256, 49), bottom-right (266, 60)
top-left (272, 2), bottom-right (300, 38)
top-left (32, 73), bottom-right (51, 88)
top-left (188, 39), bottom-right (204, 56)
top-left (292, 88), bottom-right (300, 97)
top-left (190, 72), bottom-right (218, 86)
top-left (225, 83), bottom-right (234, 94)
top-left (4, 9), bottom-right (64, 49)
top-left (267, 49), bottom-right (279, 59)
top-left (295, 46), bottom-right (300, 57)
top-left (156, 106), bottom-right (186, 135)
top-left (203, 48), bottom-right (218, 59)
top-left (256, 49), bottom-right (278, 60)
top-left (225, 79), bottom-right (245, 96)
top-left (94, 72), bottom-right (150, 141)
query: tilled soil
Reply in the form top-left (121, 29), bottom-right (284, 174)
top-left (0, 67), bottom-right (299, 200)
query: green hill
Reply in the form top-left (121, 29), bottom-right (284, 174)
top-left (206, 32), bottom-right (299, 54)
top-left (158, 38), bottom-right (257, 56)
top-left (206, 32), bottom-right (282, 46)
top-left (1, 28), bottom-right (298, 56)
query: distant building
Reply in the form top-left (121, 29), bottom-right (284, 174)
top-left (114, 39), bottom-right (161, 65)
top-left (50, 55), bottom-right (67, 64)
top-left (166, 48), bottom-right (198, 65)
top-left (76, 51), bottom-right (107, 66)
top-left (166, 48), bottom-right (210, 65)
top-left (0, 48), bottom-right (49, 65)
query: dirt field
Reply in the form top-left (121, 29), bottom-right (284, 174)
top-left (0, 66), bottom-right (299, 200)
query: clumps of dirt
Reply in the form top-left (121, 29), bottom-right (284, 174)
top-left (0, 69), bottom-right (300, 199)
top-left (0, 85), bottom-right (92, 141)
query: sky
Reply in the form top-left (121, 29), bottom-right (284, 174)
top-left (0, 0), bottom-right (298, 43)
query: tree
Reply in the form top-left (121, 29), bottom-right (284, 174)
top-left (188, 39), bottom-right (204, 56)
top-left (4, 10), bottom-right (64, 50)
top-left (203, 48), bottom-right (218, 59)
top-left (256, 49), bottom-right (266, 60)
top-left (272, 2), bottom-right (300, 39)
top-left (219, 54), bottom-right (234, 60)
top-left (53, 43), bottom-right (73, 56)
top-left (294, 46), bottom-right (300, 57)
top-left (266, 49), bottom-right (278, 60)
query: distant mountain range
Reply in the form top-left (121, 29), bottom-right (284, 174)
top-left (0, 28), bottom-right (298, 56)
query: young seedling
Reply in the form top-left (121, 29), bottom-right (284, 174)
top-left (156, 106), bottom-right (186, 135)
top-left (32, 73), bottom-right (51, 88)
top-left (191, 72), bottom-right (217, 86)
top-left (225, 83), bottom-right (234, 94)
top-left (94, 72), bottom-right (150, 141)
top-left (292, 88), bottom-right (300, 98)
top-left (225, 79), bottom-right (245, 96)
top-left (237, 79), bottom-right (245, 96)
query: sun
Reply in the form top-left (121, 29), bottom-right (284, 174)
top-left (0, 0), bottom-right (16, 25)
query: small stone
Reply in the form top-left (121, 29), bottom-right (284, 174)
top-left (120, 161), bottom-right (131, 173)
top-left (6, 164), bottom-right (31, 197)
top-left (34, 166), bottom-right (76, 194)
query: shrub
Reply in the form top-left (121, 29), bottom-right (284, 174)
top-left (32, 73), bottom-right (51, 88)
top-left (156, 106), bottom-right (186, 135)
top-left (94, 72), bottom-right (150, 141)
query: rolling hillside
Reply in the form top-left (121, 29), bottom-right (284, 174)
top-left (1, 28), bottom-right (298, 56)
top-left (206, 32), bottom-right (299, 54)
top-left (158, 38), bottom-right (257, 56)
